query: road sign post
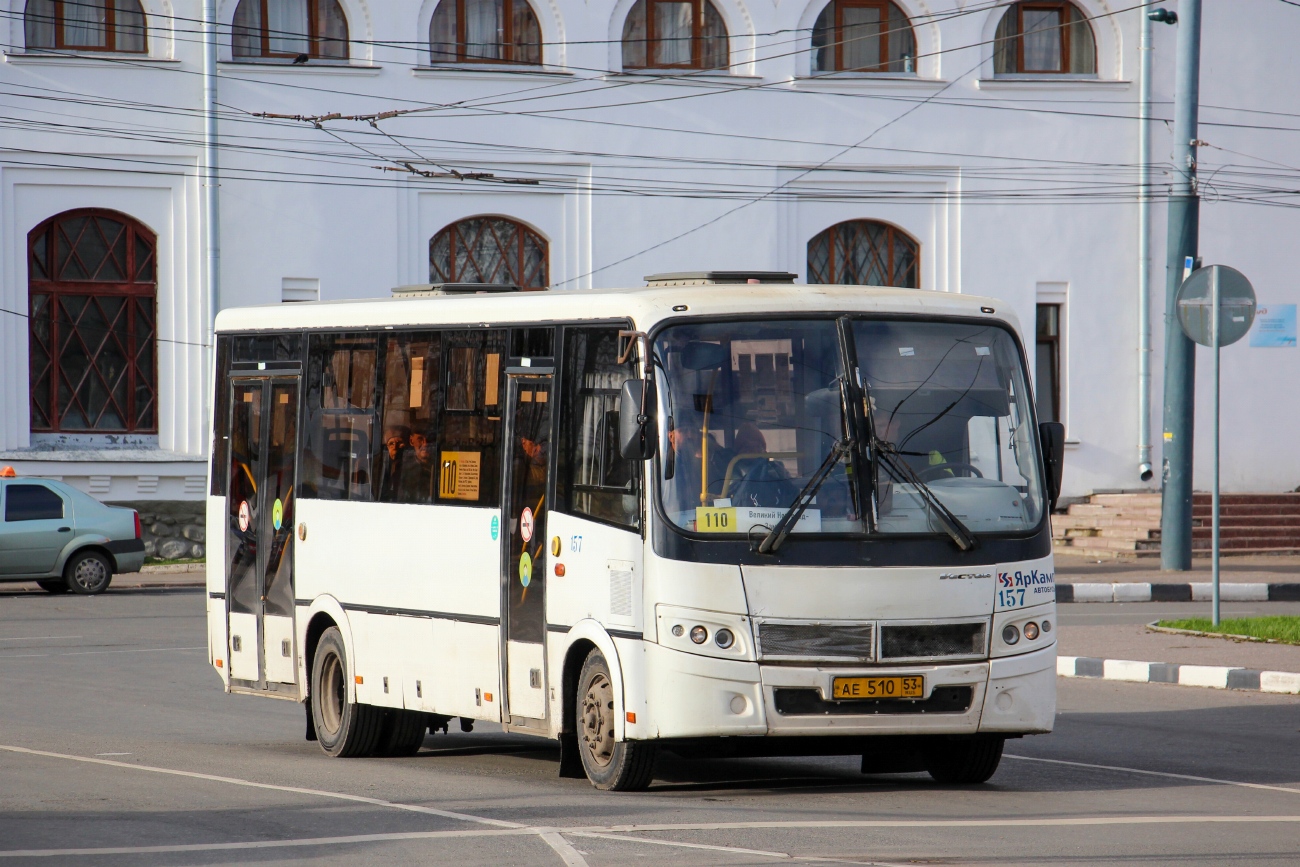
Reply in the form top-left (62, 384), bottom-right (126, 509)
top-left (1176, 265), bottom-right (1256, 625)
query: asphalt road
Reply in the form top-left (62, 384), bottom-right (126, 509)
top-left (2, 588), bottom-right (1298, 866)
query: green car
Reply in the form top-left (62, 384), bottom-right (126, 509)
top-left (0, 475), bottom-right (146, 594)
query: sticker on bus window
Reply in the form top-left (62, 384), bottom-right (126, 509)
top-left (439, 451), bottom-right (481, 500)
top-left (519, 551), bottom-right (532, 587)
top-left (238, 500), bottom-right (251, 532)
top-left (490, 515), bottom-right (500, 540)
top-left (695, 506), bottom-right (821, 534)
top-left (272, 498), bottom-right (283, 531)
top-left (520, 507), bottom-right (535, 543)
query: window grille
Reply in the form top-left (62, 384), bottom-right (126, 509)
top-left (28, 209), bottom-right (158, 433)
top-left (807, 220), bottom-right (919, 289)
top-left (429, 217), bottom-right (549, 290)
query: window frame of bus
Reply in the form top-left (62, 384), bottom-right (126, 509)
top-left (210, 331), bottom-right (306, 497)
top-left (646, 312), bottom-right (1052, 546)
top-left (301, 332), bottom-right (381, 502)
top-left (555, 323), bottom-right (642, 534)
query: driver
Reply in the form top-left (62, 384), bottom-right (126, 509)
top-left (664, 419), bottom-right (733, 512)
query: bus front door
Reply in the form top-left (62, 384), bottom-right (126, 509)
top-left (501, 373), bottom-right (553, 724)
top-left (225, 376), bottom-right (301, 694)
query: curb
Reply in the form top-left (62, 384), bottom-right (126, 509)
top-left (1055, 583), bottom-right (1300, 603)
top-left (140, 563), bottom-right (206, 574)
top-left (1058, 655), bottom-right (1300, 694)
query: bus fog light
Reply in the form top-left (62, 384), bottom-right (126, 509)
top-left (1002, 624), bottom-right (1021, 645)
top-left (1042, 619), bottom-right (1052, 633)
top-left (714, 628), bottom-right (735, 649)
top-left (729, 694), bottom-right (747, 714)
top-left (671, 624), bottom-right (685, 637)
top-left (690, 625), bottom-right (708, 644)
top-left (1023, 622), bottom-right (1040, 641)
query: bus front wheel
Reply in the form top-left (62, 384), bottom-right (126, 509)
top-left (924, 735), bottom-right (1005, 784)
top-left (576, 649), bottom-right (656, 791)
top-left (311, 626), bottom-right (384, 758)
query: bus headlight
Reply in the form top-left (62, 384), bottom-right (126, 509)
top-left (1002, 624), bottom-right (1021, 645)
top-left (1023, 622), bottom-right (1040, 641)
top-left (714, 628), bottom-right (735, 649)
top-left (690, 625), bottom-right (709, 644)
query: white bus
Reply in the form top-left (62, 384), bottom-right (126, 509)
top-left (206, 272), bottom-right (1065, 791)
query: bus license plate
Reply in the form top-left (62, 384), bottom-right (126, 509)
top-left (831, 676), bottom-right (924, 700)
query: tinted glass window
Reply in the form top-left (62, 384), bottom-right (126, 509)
top-left (557, 328), bottom-right (640, 530)
top-left (5, 484), bottom-right (64, 521)
top-left (437, 329), bottom-right (506, 506)
top-left (210, 335), bottom-right (232, 496)
top-left (376, 332), bottom-right (442, 504)
top-left (232, 333), bottom-right (303, 362)
top-left (301, 333), bottom-right (378, 500)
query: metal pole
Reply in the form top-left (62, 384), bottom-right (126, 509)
top-left (1137, 7), bottom-right (1153, 482)
top-left (202, 0), bottom-right (220, 336)
top-left (1159, 0), bottom-right (1202, 571)
top-left (1211, 266), bottom-right (1221, 625)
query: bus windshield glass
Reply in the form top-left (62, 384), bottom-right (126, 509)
top-left (654, 319), bottom-right (862, 536)
top-left (853, 320), bottom-right (1044, 535)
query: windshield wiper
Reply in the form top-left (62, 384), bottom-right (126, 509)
top-left (757, 439), bottom-right (852, 555)
top-left (873, 441), bottom-right (978, 552)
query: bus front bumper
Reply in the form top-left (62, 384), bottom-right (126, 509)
top-left (642, 642), bottom-right (1055, 739)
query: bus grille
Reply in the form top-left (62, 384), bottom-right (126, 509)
top-left (756, 622), bottom-right (875, 661)
top-left (878, 622), bottom-right (987, 661)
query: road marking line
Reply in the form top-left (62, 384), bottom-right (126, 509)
top-left (571, 830), bottom-right (791, 859)
top-left (0, 636), bottom-right (81, 641)
top-left (1005, 754), bottom-right (1300, 796)
top-left (0, 829), bottom-right (536, 858)
top-left (0, 646), bottom-right (205, 660)
top-left (0, 744), bottom-right (521, 828)
top-left (577, 816), bottom-right (1300, 832)
top-left (538, 830), bottom-right (591, 867)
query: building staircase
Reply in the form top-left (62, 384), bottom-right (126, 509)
top-left (1053, 492), bottom-right (1300, 558)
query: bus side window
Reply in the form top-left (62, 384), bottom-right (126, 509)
top-left (301, 333), bottom-right (378, 501)
top-left (376, 331), bottom-right (442, 504)
top-left (436, 329), bottom-right (506, 507)
top-left (556, 327), bottom-right (641, 531)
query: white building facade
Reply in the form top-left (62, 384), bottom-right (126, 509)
top-left (0, 0), bottom-right (1297, 505)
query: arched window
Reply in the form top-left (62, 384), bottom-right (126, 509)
top-left (994, 1), bottom-right (1095, 75)
top-left (622, 0), bottom-right (728, 70)
top-left (430, 217), bottom-right (549, 290)
top-left (232, 0), bottom-right (349, 61)
top-left (24, 0), bottom-right (147, 53)
top-left (28, 209), bottom-right (158, 433)
top-left (812, 0), bottom-right (915, 74)
top-left (430, 0), bottom-right (542, 64)
top-left (807, 220), bottom-right (918, 288)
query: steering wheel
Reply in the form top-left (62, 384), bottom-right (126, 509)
top-left (917, 461), bottom-right (984, 481)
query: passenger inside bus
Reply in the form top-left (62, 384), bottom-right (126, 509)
top-left (725, 421), bottom-right (797, 508)
top-left (401, 430), bottom-right (437, 502)
top-left (378, 425), bottom-right (412, 501)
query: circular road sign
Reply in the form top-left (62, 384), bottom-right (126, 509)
top-left (1176, 265), bottom-right (1257, 347)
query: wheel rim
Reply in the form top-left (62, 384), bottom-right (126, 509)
top-left (73, 558), bottom-right (106, 591)
top-left (319, 651), bottom-right (345, 736)
top-left (580, 671), bottom-right (615, 768)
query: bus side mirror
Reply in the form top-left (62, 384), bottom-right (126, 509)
top-left (1038, 421), bottom-right (1065, 511)
top-left (619, 379), bottom-right (658, 461)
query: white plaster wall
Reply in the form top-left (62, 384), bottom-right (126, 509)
top-left (0, 0), bottom-right (1296, 496)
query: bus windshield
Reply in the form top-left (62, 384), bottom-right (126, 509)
top-left (653, 317), bottom-right (1044, 540)
top-left (654, 319), bottom-right (861, 536)
top-left (855, 320), bottom-right (1044, 535)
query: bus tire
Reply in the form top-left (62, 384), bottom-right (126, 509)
top-left (576, 649), bottom-right (656, 791)
top-left (375, 709), bottom-right (427, 757)
top-left (311, 627), bottom-right (383, 758)
top-left (923, 735), bottom-right (1005, 785)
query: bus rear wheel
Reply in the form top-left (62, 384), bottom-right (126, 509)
top-left (924, 735), bottom-right (1005, 784)
top-left (311, 626), bottom-right (383, 758)
top-left (576, 649), bottom-right (655, 791)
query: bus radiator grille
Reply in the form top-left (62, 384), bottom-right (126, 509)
top-left (756, 622), bottom-right (875, 662)
top-left (878, 622), bottom-right (987, 661)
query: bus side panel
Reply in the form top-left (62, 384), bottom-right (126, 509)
top-left (546, 512), bottom-right (643, 634)
top-left (427, 619), bottom-right (502, 722)
top-left (206, 494), bottom-right (229, 685)
top-left (294, 500), bottom-right (500, 620)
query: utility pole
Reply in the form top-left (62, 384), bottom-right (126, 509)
top-left (202, 0), bottom-right (221, 339)
top-left (1159, 0), bottom-right (1201, 571)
